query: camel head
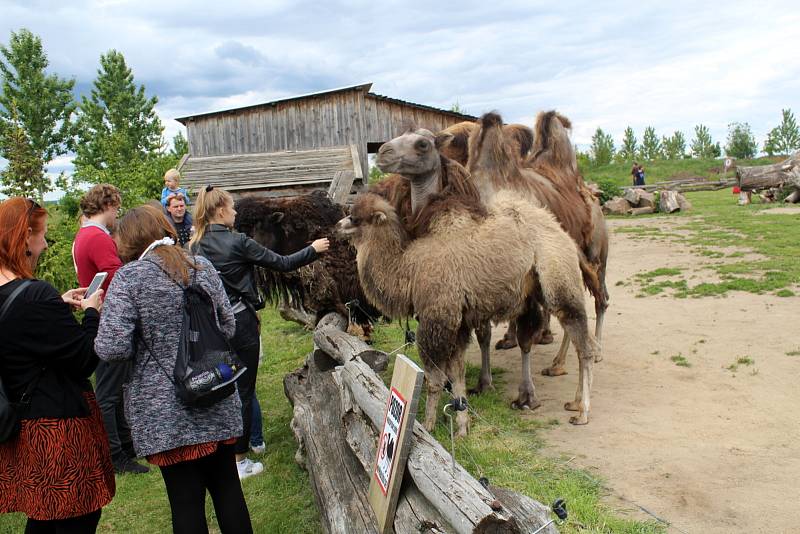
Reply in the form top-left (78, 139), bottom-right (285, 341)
top-left (376, 127), bottom-right (454, 178)
top-left (336, 193), bottom-right (405, 245)
top-left (235, 196), bottom-right (291, 253)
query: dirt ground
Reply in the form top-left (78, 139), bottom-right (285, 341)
top-left (465, 215), bottom-right (800, 534)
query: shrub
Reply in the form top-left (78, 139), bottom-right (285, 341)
top-left (596, 178), bottom-right (622, 203)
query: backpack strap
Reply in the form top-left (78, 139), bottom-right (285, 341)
top-left (0, 280), bottom-right (33, 322)
top-left (0, 280), bottom-right (45, 409)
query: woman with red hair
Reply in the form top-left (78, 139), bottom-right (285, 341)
top-left (0, 198), bottom-right (114, 533)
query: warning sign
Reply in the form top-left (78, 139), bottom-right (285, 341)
top-left (374, 387), bottom-right (406, 495)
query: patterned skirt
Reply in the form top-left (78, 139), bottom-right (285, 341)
top-left (147, 437), bottom-right (237, 467)
top-left (0, 392), bottom-right (116, 520)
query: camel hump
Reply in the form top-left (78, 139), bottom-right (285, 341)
top-left (530, 110), bottom-right (577, 175)
top-left (480, 111), bottom-right (504, 128)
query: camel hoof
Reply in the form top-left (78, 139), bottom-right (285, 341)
top-left (564, 401), bottom-right (581, 412)
top-left (569, 414), bottom-right (589, 425)
top-left (424, 420), bottom-right (436, 432)
top-left (494, 338), bottom-right (517, 350)
top-left (468, 382), bottom-right (495, 395)
top-left (542, 367), bottom-right (568, 377)
top-left (511, 396), bottom-right (541, 411)
top-left (537, 332), bottom-right (554, 345)
top-left (594, 354), bottom-right (603, 363)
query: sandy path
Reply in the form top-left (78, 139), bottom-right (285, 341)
top-left (464, 216), bottom-right (800, 534)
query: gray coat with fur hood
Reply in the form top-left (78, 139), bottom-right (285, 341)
top-left (94, 254), bottom-right (243, 457)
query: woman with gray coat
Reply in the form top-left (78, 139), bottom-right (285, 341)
top-left (95, 205), bottom-right (252, 534)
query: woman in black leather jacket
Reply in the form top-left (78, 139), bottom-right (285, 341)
top-left (189, 186), bottom-right (328, 479)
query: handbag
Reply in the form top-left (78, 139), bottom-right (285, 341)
top-left (0, 280), bottom-right (39, 442)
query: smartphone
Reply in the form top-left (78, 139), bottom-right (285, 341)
top-left (85, 272), bottom-right (108, 298)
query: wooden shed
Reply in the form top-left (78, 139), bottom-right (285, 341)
top-left (175, 83), bottom-right (475, 200)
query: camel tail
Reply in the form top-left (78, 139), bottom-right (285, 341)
top-left (578, 253), bottom-right (606, 308)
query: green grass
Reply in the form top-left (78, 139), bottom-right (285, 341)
top-left (670, 354), bottom-right (691, 367)
top-left (0, 309), bottom-right (665, 533)
top-left (785, 350), bottom-right (800, 357)
top-left (726, 357), bottom-right (755, 372)
top-left (601, 156), bottom-right (799, 299)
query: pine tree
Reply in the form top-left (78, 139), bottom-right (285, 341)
top-left (690, 124), bottom-right (717, 159)
top-left (725, 122), bottom-right (758, 159)
top-left (0, 102), bottom-right (44, 197)
top-left (617, 126), bottom-right (637, 162)
top-left (764, 109), bottom-right (800, 156)
top-left (640, 126), bottom-right (662, 160)
top-left (589, 128), bottom-right (615, 166)
top-left (663, 131), bottom-right (686, 160)
top-left (170, 131), bottom-right (189, 158)
top-left (74, 50), bottom-right (164, 203)
top-left (0, 28), bottom-right (76, 200)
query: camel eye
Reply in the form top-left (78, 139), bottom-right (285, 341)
top-left (350, 216), bottom-right (361, 225)
top-left (415, 139), bottom-right (430, 151)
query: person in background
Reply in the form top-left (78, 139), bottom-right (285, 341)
top-left (74, 184), bottom-right (149, 475)
top-left (249, 396), bottom-right (265, 454)
top-left (161, 169), bottom-right (190, 208)
top-left (165, 193), bottom-right (193, 247)
top-left (0, 197), bottom-right (114, 534)
top-left (95, 205), bottom-right (252, 534)
top-left (636, 164), bottom-right (646, 186)
top-left (631, 162), bottom-right (640, 186)
top-left (189, 185), bottom-right (329, 480)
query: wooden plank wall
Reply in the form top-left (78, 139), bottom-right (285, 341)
top-left (179, 146), bottom-right (356, 195)
top-left (363, 97), bottom-right (468, 145)
top-left (185, 89), bottom-right (368, 178)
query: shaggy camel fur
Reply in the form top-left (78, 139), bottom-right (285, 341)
top-left (234, 191), bottom-right (379, 335)
top-left (337, 191), bottom-right (599, 435)
top-left (467, 112), bottom-right (608, 387)
top-left (440, 121), bottom-right (534, 167)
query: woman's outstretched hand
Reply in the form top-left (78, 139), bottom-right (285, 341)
top-left (311, 238), bottom-right (330, 254)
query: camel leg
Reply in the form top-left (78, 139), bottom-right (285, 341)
top-left (511, 300), bottom-right (544, 411)
top-left (447, 351), bottom-right (470, 437)
top-left (558, 307), bottom-right (599, 425)
top-left (542, 334), bottom-right (570, 377)
top-left (423, 365), bottom-right (447, 432)
top-left (495, 321), bottom-right (517, 350)
top-left (538, 313), bottom-right (555, 345)
top-left (470, 321), bottom-right (494, 394)
top-left (593, 297), bottom-right (607, 362)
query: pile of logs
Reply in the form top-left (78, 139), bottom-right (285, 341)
top-left (632, 177), bottom-right (736, 193)
top-left (737, 151), bottom-right (800, 204)
top-left (602, 188), bottom-right (691, 216)
top-left (284, 312), bottom-right (558, 533)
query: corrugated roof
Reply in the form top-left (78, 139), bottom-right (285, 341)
top-left (174, 82), bottom-right (476, 123)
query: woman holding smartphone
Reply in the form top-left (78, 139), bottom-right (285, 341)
top-left (0, 197), bottom-right (113, 534)
top-left (189, 186), bottom-right (329, 479)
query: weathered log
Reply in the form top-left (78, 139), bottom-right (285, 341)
top-left (785, 189), bottom-right (800, 203)
top-left (340, 357), bottom-right (553, 533)
top-left (623, 188), bottom-right (642, 206)
top-left (284, 360), bottom-right (380, 533)
top-left (278, 302), bottom-right (316, 329)
top-left (737, 151), bottom-right (800, 191)
top-left (602, 197), bottom-right (631, 215)
top-left (314, 313), bottom-right (388, 372)
top-left (659, 190), bottom-right (680, 213)
top-left (288, 316), bottom-right (557, 533)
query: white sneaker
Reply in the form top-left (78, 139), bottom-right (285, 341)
top-left (237, 458), bottom-right (264, 480)
top-left (250, 442), bottom-right (266, 455)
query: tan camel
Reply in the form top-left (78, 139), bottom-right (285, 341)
top-left (467, 112), bottom-right (608, 386)
top-left (337, 190), bottom-right (599, 436)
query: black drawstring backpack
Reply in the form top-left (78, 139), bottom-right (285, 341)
top-left (139, 260), bottom-right (246, 408)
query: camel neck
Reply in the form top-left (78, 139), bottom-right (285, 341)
top-left (409, 163), bottom-right (442, 215)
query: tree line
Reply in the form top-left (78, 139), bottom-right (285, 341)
top-left (587, 110), bottom-right (800, 167)
top-left (0, 28), bottom-right (187, 204)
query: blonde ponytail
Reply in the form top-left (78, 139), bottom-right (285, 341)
top-left (189, 186), bottom-right (234, 248)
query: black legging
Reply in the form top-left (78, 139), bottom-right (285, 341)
top-left (231, 309), bottom-right (260, 455)
top-left (159, 443), bottom-right (252, 534)
top-left (25, 510), bottom-right (101, 534)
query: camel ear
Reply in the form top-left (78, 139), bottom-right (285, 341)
top-left (434, 132), bottom-right (454, 150)
top-left (270, 212), bottom-right (284, 223)
top-left (373, 211), bottom-right (387, 224)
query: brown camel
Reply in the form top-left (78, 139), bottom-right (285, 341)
top-left (467, 112), bottom-right (609, 388)
top-left (337, 190), bottom-right (599, 435)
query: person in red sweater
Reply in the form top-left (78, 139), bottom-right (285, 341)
top-left (73, 184), bottom-right (149, 475)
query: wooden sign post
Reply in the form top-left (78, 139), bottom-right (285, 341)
top-left (368, 354), bottom-right (424, 533)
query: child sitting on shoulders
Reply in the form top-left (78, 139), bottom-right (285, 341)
top-left (161, 169), bottom-right (190, 207)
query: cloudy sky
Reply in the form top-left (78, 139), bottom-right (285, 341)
top-left (2, 0), bottom-right (799, 196)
